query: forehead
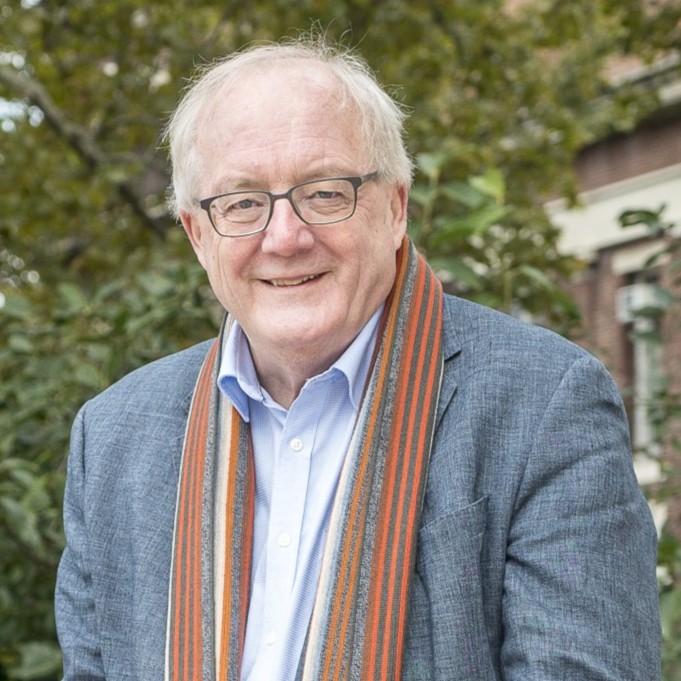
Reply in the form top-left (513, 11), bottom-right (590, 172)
top-left (204, 59), bottom-right (351, 116)
top-left (195, 61), bottom-right (368, 180)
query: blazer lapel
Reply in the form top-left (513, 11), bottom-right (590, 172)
top-left (435, 298), bottom-right (461, 430)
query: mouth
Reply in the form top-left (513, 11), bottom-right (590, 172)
top-left (266, 273), bottom-right (323, 287)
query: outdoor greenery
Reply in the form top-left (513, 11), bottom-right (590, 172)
top-left (1, 0), bottom-right (680, 678)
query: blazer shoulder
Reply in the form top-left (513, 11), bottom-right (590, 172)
top-left (443, 294), bottom-right (591, 368)
top-left (84, 338), bottom-right (215, 419)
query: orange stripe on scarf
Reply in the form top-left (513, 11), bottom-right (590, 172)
top-left (166, 238), bottom-right (443, 681)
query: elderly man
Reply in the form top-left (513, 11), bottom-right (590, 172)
top-left (55, 39), bottom-right (660, 680)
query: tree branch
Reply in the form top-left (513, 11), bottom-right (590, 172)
top-left (0, 65), bottom-right (168, 238)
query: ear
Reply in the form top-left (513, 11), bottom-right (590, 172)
top-left (389, 184), bottom-right (409, 249)
top-left (179, 209), bottom-right (208, 269)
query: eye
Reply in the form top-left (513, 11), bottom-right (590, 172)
top-left (311, 189), bottom-right (342, 200)
top-left (301, 183), bottom-right (352, 204)
top-left (231, 198), bottom-right (260, 211)
top-left (213, 193), bottom-right (268, 220)
top-left (213, 194), bottom-right (267, 212)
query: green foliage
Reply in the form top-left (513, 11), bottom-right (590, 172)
top-left (0, 239), bottom-right (217, 678)
top-left (1, 0), bottom-right (680, 678)
top-left (660, 528), bottom-right (681, 680)
top-left (409, 152), bottom-right (581, 332)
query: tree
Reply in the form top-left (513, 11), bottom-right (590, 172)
top-left (1, 0), bottom-right (680, 677)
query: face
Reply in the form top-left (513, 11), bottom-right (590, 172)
top-left (180, 62), bottom-right (407, 373)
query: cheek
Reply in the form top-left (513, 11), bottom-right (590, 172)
top-left (201, 245), bottom-right (241, 300)
top-left (354, 229), bottom-right (398, 291)
top-left (191, 225), bottom-right (219, 271)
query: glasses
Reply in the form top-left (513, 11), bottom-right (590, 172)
top-left (198, 172), bottom-right (378, 237)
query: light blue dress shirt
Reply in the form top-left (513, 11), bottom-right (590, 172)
top-left (217, 309), bottom-right (381, 681)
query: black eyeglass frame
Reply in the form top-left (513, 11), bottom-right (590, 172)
top-left (198, 171), bottom-right (379, 238)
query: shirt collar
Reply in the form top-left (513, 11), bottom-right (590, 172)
top-left (217, 306), bottom-right (383, 421)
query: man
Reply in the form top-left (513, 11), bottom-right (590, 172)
top-left (55, 38), bottom-right (661, 680)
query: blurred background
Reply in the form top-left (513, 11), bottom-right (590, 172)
top-left (1, 0), bottom-right (680, 678)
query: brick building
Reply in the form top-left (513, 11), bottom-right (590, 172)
top-left (548, 59), bottom-right (681, 533)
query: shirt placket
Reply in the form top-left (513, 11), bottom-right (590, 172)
top-left (256, 380), bottom-right (328, 668)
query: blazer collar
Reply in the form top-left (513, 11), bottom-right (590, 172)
top-left (181, 297), bottom-right (464, 440)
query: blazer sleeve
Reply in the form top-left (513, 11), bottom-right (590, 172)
top-left (55, 405), bottom-right (106, 680)
top-left (500, 354), bottom-right (661, 680)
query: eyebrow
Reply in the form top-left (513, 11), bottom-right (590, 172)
top-left (210, 168), bottom-right (362, 195)
top-left (210, 176), bottom-right (260, 194)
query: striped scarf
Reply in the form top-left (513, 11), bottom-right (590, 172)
top-left (165, 237), bottom-right (444, 681)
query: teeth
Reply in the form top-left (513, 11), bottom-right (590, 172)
top-left (270, 274), bottom-right (317, 287)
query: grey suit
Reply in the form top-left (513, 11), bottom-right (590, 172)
top-left (56, 294), bottom-right (661, 680)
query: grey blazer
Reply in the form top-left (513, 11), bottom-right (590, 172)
top-left (55, 294), bottom-right (661, 680)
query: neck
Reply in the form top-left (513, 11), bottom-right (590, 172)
top-left (251, 344), bottom-right (345, 409)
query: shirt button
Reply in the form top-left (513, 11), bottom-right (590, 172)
top-left (265, 630), bottom-right (277, 646)
top-left (289, 437), bottom-right (303, 452)
top-left (278, 532), bottom-right (291, 548)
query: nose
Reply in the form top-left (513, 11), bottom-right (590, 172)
top-left (261, 195), bottom-right (314, 255)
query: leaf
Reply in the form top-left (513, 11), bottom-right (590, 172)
top-left (137, 272), bottom-right (174, 297)
top-left (618, 206), bottom-right (667, 234)
top-left (57, 283), bottom-right (89, 312)
top-left (73, 363), bottom-right (105, 390)
top-left (7, 641), bottom-right (62, 680)
top-left (440, 181), bottom-right (486, 209)
top-left (8, 334), bottom-right (34, 353)
top-left (408, 186), bottom-right (435, 207)
top-left (517, 264), bottom-right (558, 292)
top-left (661, 587), bottom-right (681, 640)
top-left (415, 151), bottom-right (449, 179)
top-left (0, 294), bottom-right (32, 319)
top-left (469, 168), bottom-right (505, 203)
top-left (430, 257), bottom-right (483, 290)
top-left (458, 203), bottom-right (509, 235)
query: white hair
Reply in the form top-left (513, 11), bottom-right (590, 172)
top-left (163, 37), bottom-right (413, 218)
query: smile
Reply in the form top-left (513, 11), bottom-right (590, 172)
top-left (268, 274), bottom-right (320, 287)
